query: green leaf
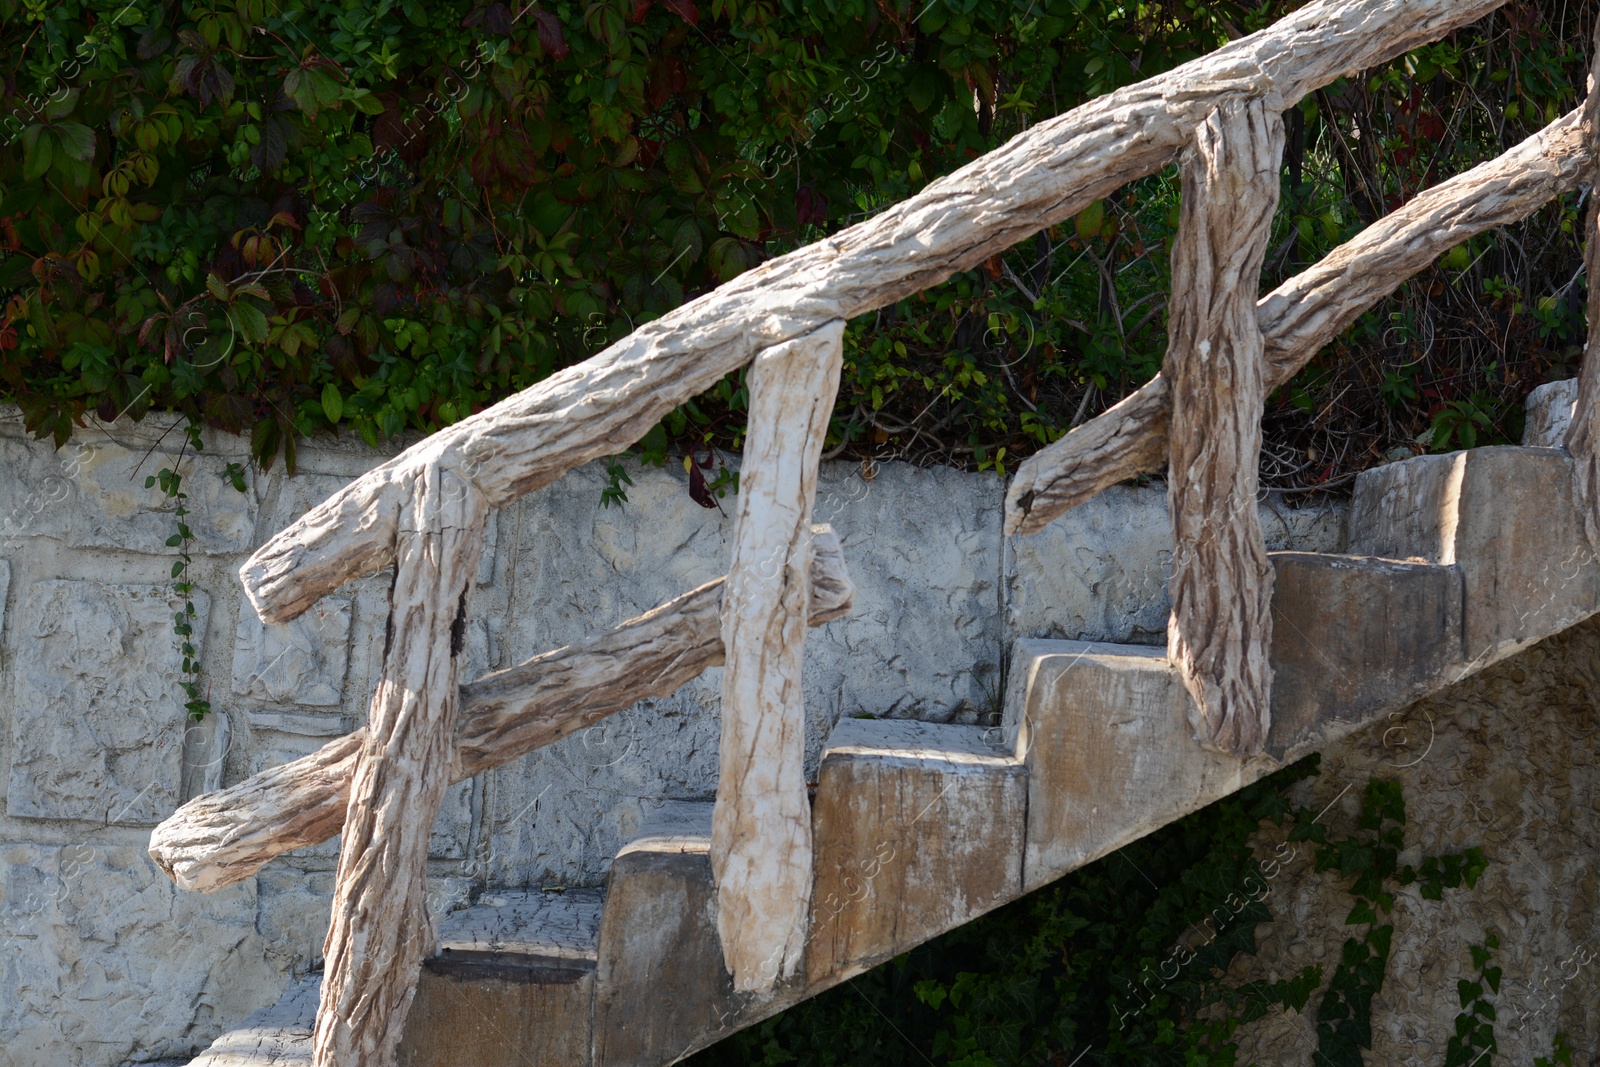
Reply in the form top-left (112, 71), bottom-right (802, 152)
top-left (22, 129), bottom-right (54, 180)
top-left (322, 383), bottom-right (344, 423)
top-left (55, 123), bottom-right (96, 162)
top-left (1074, 200), bottom-right (1104, 241)
top-left (228, 303), bottom-right (270, 344)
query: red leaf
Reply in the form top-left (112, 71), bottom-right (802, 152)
top-left (687, 462), bottom-right (718, 509)
top-left (631, 0), bottom-right (653, 22)
top-left (661, 0), bottom-right (698, 23)
top-left (534, 11), bottom-right (569, 60)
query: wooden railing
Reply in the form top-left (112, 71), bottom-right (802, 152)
top-left (149, 1), bottom-right (1600, 1063)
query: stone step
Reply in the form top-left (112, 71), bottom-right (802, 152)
top-left (188, 891), bottom-right (602, 1067)
top-left (1348, 445), bottom-right (1600, 667)
top-left (592, 800), bottom-right (795, 1067)
top-left (187, 974), bottom-right (319, 1066)
top-left (807, 718), bottom-right (1025, 986)
top-left (1266, 551), bottom-right (1462, 759)
top-left (1006, 549), bottom-right (1466, 890)
top-left (400, 889), bottom-right (603, 1067)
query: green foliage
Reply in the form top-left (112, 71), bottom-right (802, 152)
top-left (1284, 779), bottom-right (1493, 1066)
top-left (1446, 933), bottom-right (1500, 1067)
top-left (1535, 1032), bottom-right (1575, 1067)
top-left (142, 420), bottom-right (210, 719)
top-left (0, 1), bottom-right (1590, 489)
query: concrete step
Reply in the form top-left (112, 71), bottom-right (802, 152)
top-left (1348, 445), bottom-right (1600, 667)
top-left (187, 974), bottom-right (318, 1066)
top-left (592, 800), bottom-right (792, 1067)
top-left (188, 892), bottom-right (602, 1067)
top-left (808, 718), bottom-right (1025, 986)
top-left (401, 889), bottom-right (603, 1067)
top-left (1005, 549), bottom-right (1466, 890)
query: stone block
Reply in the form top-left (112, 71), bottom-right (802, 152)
top-left (1523, 377), bottom-right (1576, 447)
top-left (1348, 447), bottom-right (1600, 664)
top-left (186, 974), bottom-right (319, 1067)
top-left (6, 580), bottom-right (208, 825)
top-left (255, 868), bottom-right (336, 977)
top-left (807, 718), bottom-right (1024, 986)
top-left (67, 442), bottom-right (260, 555)
top-left (1005, 485), bottom-right (1345, 645)
top-left (398, 890), bottom-right (603, 1067)
top-left (401, 957), bottom-right (594, 1067)
top-left (0, 842), bottom-right (274, 1067)
top-left (1004, 640), bottom-right (1253, 891)
top-left (230, 597), bottom-right (352, 706)
top-left (593, 802), bottom-right (801, 1066)
top-left (1266, 552), bottom-right (1464, 758)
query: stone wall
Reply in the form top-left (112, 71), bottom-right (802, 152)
top-left (0, 409), bottom-right (1347, 1066)
top-left (1226, 617), bottom-right (1600, 1063)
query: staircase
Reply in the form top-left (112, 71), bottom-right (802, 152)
top-left (153, 1), bottom-right (1600, 1061)
top-left (185, 426), bottom-right (1600, 1066)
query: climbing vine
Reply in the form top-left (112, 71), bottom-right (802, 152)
top-left (1447, 932), bottom-right (1501, 1067)
top-left (1286, 779), bottom-right (1489, 1065)
top-left (144, 418), bottom-right (248, 720)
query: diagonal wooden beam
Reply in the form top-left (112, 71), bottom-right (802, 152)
top-left (238, 0), bottom-right (1504, 627)
top-left (1164, 99), bottom-right (1283, 756)
top-left (147, 529), bottom-right (854, 893)
top-left (1007, 106), bottom-right (1592, 536)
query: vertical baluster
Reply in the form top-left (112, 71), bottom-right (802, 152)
top-left (1164, 98), bottom-right (1285, 756)
top-left (713, 320), bottom-right (845, 992)
top-left (313, 465), bottom-right (489, 1067)
top-left (1564, 21), bottom-right (1600, 548)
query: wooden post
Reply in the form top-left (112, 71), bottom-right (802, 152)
top-left (713, 320), bottom-right (844, 992)
top-left (1563, 21), bottom-right (1600, 549)
top-left (1164, 99), bottom-right (1284, 757)
top-left (312, 465), bottom-right (488, 1067)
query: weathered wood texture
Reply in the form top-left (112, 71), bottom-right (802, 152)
top-left (1564, 22), bottom-right (1600, 549)
top-left (148, 531), bottom-right (854, 893)
top-left (312, 467), bottom-right (488, 1067)
top-left (806, 719), bottom-right (1024, 987)
top-left (1164, 100), bottom-right (1282, 756)
top-left (238, 0), bottom-right (1502, 625)
top-left (1008, 106), bottom-right (1590, 536)
top-left (713, 321), bottom-right (842, 992)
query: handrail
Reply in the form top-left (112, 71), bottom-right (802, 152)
top-left (147, 1), bottom-right (1600, 1061)
top-left (236, 0), bottom-right (1506, 627)
top-left (1007, 106), bottom-right (1592, 536)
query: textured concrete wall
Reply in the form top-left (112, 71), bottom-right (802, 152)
top-left (1227, 617), bottom-right (1600, 1062)
top-left (0, 410), bottom-right (1351, 1065)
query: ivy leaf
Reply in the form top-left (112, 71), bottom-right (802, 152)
top-left (228, 302), bottom-right (270, 344)
top-left (21, 128), bottom-right (54, 180)
top-left (534, 11), bottom-right (569, 60)
top-left (42, 88), bottom-right (80, 121)
top-left (662, 0), bottom-right (698, 22)
top-left (321, 383), bottom-right (344, 423)
top-left (138, 22), bottom-right (175, 59)
top-left (55, 124), bottom-right (97, 162)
